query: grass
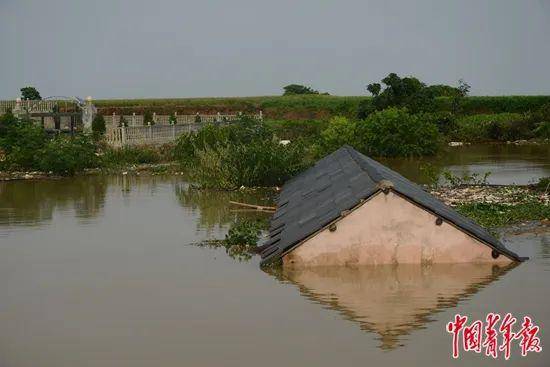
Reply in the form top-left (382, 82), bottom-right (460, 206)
top-left (95, 95), bottom-right (367, 118)
top-left (94, 95), bottom-right (550, 118)
top-left (99, 145), bottom-right (172, 168)
top-left (456, 201), bottom-right (550, 228)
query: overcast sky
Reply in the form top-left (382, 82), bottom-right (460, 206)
top-left (1, 0), bottom-right (549, 99)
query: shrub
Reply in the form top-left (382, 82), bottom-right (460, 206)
top-left (143, 111), bottom-right (153, 125)
top-left (169, 114), bottom-right (177, 125)
top-left (224, 220), bottom-right (262, 248)
top-left (533, 103), bottom-right (550, 122)
top-left (451, 113), bottom-right (531, 142)
top-left (457, 96), bottom-right (550, 114)
top-left (175, 118), bottom-right (308, 189)
top-left (283, 84), bottom-right (319, 95)
top-left (535, 177), bottom-right (550, 192)
top-left (37, 134), bottom-right (98, 175)
top-left (173, 123), bottom-right (232, 163)
top-left (192, 139), bottom-right (307, 189)
top-left (119, 115), bottom-right (128, 127)
top-left (264, 119), bottom-right (327, 141)
top-left (425, 112), bottom-right (457, 136)
top-left (91, 114), bottom-right (106, 139)
top-left (534, 121), bottom-right (550, 139)
top-left (486, 119), bottom-right (535, 141)
top-left (315, 116), bottom-right (358, 157)
top-left (357, 108), bottom-right (440, 157)
top-left (0, 111), bottom-right (47, 169)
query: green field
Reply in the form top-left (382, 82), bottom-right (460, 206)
top-left (95, 95), bottom-right (550, 119)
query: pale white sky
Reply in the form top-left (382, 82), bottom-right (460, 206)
top-left (1, 0), bottom-right (549, 99)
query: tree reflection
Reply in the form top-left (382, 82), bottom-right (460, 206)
top-left (174, 183), bottom-right (275, 233)
top-left (0, 176), bottom-right (107, 226)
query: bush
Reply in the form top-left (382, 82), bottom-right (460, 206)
top-left (283, 84), bottom-right (319, 95)
top-left (534, 121), bottom-right (550, 139)
top-left (173, 123), bottom-right (232, 163)
top-left (535, 177), bottom-right (550, 192)
top-left (0, 111), bottom-right (47, 169)
top-left (192, 139), bottom-right (307, 189)
top-left (357, 108), bottom-right (440, 157)
top-left (451, 113), bottom-right (531, 142)
top-left (224, 220), bottom-right (262, 248)
top-left (457, 96), bottom-right (550, 115)
top-left (425, 112), bottom-right (458, 136)
top-left (175, 118), bottom-right (308, 189)
top-left (314, 116), bottom-right (358, 157)
top-left (37, 134), bottom-right (98, 175)
top-left (91, 114), bottom-right (106, 139)
top-left (264, 119), bottom-right (327, 141)
top-left (143, 111), bottom-right (153, 125)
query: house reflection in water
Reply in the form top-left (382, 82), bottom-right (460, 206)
top-left (268, 263), bottom-right (517, 350)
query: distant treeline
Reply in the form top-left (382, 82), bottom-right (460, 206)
top-left (95, 95), bottom-right (550, 120)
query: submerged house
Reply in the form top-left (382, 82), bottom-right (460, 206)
top-left (260, 146), bottom-right (524, 267)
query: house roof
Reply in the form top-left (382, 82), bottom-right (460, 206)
top-left (259, 145), bottom-right (525, 265)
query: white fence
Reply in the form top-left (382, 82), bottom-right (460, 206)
top-left (0, 99), bottom-right (59, 114)
top-left (105, 112), bottom-right (262, 147)
top-left (104, 112), bottom-right (258, 128)
top-left (105, 123), bottom-right (215, 147)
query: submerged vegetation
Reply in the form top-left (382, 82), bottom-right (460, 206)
top-left (314, 109), bottom-right (440, 158)
top-left (456, 201), bottom-right (550, 228)
top-left (174, 118), bottom-right (309, 189)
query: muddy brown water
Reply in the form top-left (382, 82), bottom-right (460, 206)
top-left (0, 145), bottom-right (549, 366)
top-left (383, 143), bottom-right (550, 185)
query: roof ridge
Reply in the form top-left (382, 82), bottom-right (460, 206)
top-left (343, 146), bottom-right (385, 184)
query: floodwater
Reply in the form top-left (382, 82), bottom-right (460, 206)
top-left (0, 146), bottom-right (549, 366)
top-left (383, 143), bottom-right (550, 185)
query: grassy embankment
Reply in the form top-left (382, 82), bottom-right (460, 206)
top-left (95, 95), bottom-right (550, 118)
top-left (96, 95), bottom-right (550, 144)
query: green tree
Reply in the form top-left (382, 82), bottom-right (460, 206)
top-left (20, 86), bottom-right (42, 100)
top-left (358, 73), bottom-right (437, 118)
top-left (143, 111), bottom-right (154, 125)
top-left (283, 84), bottom-right (319, 95)
top-left (357, 108), bottom-right (441, 157)
top-left (315, 117), bottom-right (358, 156)
top-left (425, 84), bottom-right (461, 97)
top-left (366, 83), bottom-right (381, 96)
top-left (91, 114), bottom-right (106, 139)
top-left (451, 78), bottom-right (471, 113)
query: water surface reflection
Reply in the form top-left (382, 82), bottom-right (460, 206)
top-left (272, 263), bottom-right (517, 350)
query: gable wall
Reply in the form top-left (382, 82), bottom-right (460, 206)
top-left (282, 191), bottom-right (512, 267)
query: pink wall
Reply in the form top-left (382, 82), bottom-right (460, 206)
top-left (283, 191), bottom-right (513, 267)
